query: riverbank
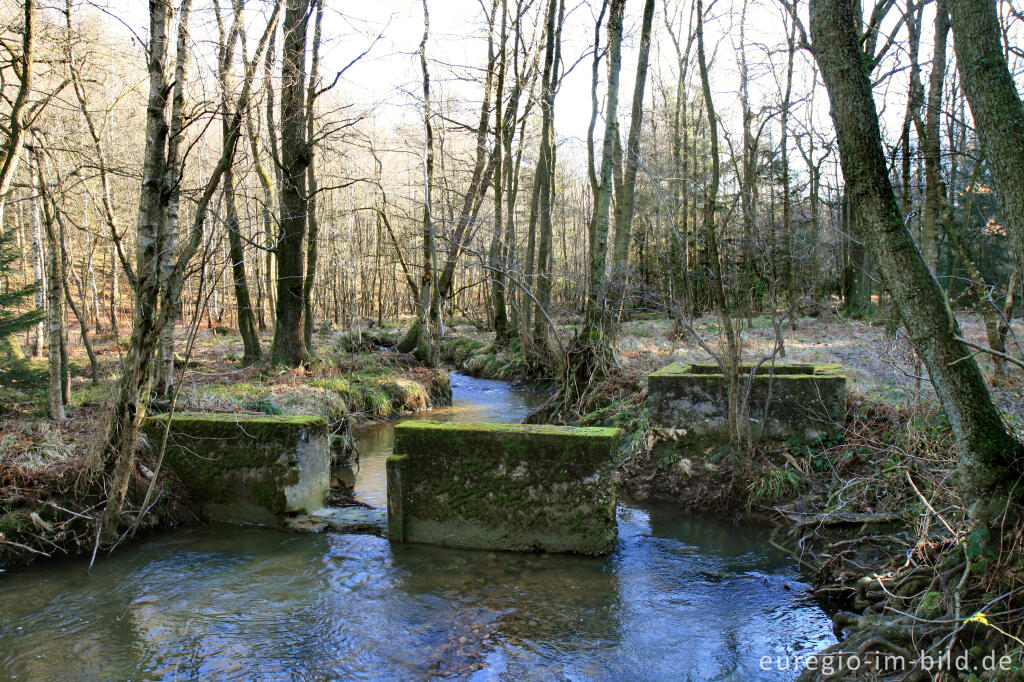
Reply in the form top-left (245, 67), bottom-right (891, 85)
top-left (4, 313), bottom-right (1023, 677)
top-left (0, 326), bottom-right (451, 569)
top-left (536, 315), bottom-right (1024, 679)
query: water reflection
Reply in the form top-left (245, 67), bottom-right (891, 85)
top-left (0, 373), bottom-right (834, 681)
top-left (351, 373), bottom-right (542, 506)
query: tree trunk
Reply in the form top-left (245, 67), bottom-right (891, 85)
top-left (95, 0), bottom-right (279, 542)
top-left (697, 0), bottom-right (741, 454)
top-left (583, 0), bottom-right (624, 341)
top-left (609, 0), bottom-right (655, 333)
top-left (810, 0), bottom-right (1024, 518)
top-left (302, 0), bottom-right (325, 352)
top-left (271, 0), bottom-right (312, 366)
top-left (217, 0), bottom-right (262, 364)
top-left (29, 153), bottom-right (45, 357)
top-left (920, 0), bottom-right (949, 271)
top-left (416, 0), bottom-right (439, 366)
top-left (948, 0), bottom-right (1024, 292)
top-left (38, 158), bottom-right (66, 421)
top-left (0, 0), bottom-right (34, 231)
top-left (531, 0), bottom-right (565, 350)
top-left (488, 0), bottom-right (509, 344)
top-left (154, 0), bottom-right (193, 396)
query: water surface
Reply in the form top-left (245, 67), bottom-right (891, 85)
top-left (0, 373), bottom-right (835, 680)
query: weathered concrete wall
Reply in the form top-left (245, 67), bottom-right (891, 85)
top-left (386, 421), bottom-right (621, 555)
top-left (142, 412), bottom-right (330, 524)
top-left (648, 362), bottom-right (846, 442)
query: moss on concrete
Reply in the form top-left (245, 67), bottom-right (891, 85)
top-left (141, 412), bottom-right (329, 521)
top-left (145, 412), bottom-right (324, 442)
top-left (649, 362), bottom-right (844, 380)
top-left (648, 361), bottom-right (847, 442)
top-left (387, 421), bottom-right (621, 555)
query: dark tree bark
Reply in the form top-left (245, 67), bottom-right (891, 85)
top-left (948, 0), bottom-right (1024, 291)
top-left (216, 0), bottom-right (262, 364)
top-left (609, 0), bottom-right (655, 331)
top-left (271, 0), bottom-right (312, 366)
top-left (302, 0), bottom-right (325, 352)
top-left (810, 0), bottom-right (1023, 518)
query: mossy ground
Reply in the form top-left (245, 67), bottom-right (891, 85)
top-left (439, 336), bottom-right (524, 380)
top-left (0, 324), bottom-right (450, 568)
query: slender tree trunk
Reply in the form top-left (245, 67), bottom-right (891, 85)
top-left (154, 0), bottom-right (193, 396)
top-left (302, 0), bottom-right (325, 351)
top-left (95, 0), bottom-right (176, 541)
top-left (780, 3), bottom-right (797, 309)
top-left (38, 161), bottom-right (66, 421)
top-left (0, 0), bottom-right (34, 231)
top-left (583, 0), bottom-right (624, 342)
top-left (246, 110), bottom-right (277, 331)
top-left (920, 0), bottom-right (950, 271)
top-left (531, 0), bottom-right (565, 348)
top-left (217, 0), bottom-right (262, 364)
top-left (610, 0), bottom-right (655, 334)
top-left (416, 0), bottom-right (439, 366)
top-left (55, 209), bottom-right (99, 384)
top-left (488, 0), bottom-right (509, 344)
top-left (697, 0), bottom-right (741, 454)
top-left (29, 147), bottom-right (45, 357)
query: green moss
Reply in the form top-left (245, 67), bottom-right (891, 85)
top-left (141, 412), bottom-right (324, 516)
top-left (310, 377), bottom-right (351, 393)
top-left (144, 412), bottom-right (325, 442)
top-left (69, 383), bottom-right (109, 408)
top-left (389, 421), bottom-right (620, 554)
top-left (916, 591), bottom-right (945, 620)
top-left (197, 381), bottom-right (269, 402)
top-left (649, 361), bottom-right (844, 380)
top-left (394, 421), bottom-right (621, 440)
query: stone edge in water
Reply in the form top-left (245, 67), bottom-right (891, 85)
top-left (141, 412), bottom-right (330, 522)
top-left (386, 421), bottom-right (621, 556)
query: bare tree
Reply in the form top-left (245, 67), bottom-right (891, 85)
top-left (809, 0), bottom-right (1023, 520)
top-left (92, 0), bottom-right (281, 542)
top-left (948, 0), bottom-right (1024, 291)
top-left (271, 0), bottom-right (312, 366)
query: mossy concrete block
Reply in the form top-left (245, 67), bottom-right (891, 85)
top-left (648, 362), bottom-right (846, 442)
top-left (142, 412), bottom-right (330, 523)
top-left (386, 421), bottom-right (621, 555)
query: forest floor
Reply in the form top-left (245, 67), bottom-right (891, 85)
top-left (3, 311), bottom-right (1024, 674)
top-left (0, 325), bottom-right (450, 567)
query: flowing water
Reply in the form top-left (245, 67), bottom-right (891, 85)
top-left (0, 373), bottom-right (835, 680)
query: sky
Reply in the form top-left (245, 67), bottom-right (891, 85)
top-left (78, 0), bottom-right (992, 186)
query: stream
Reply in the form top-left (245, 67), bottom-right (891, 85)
top-left (0, 373), bottom-right (835, 680)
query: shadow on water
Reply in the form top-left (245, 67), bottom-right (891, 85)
top-left (0, 373), bottom-right (835, 681)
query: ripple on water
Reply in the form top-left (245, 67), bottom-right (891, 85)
top-left (0, 374), bottom-right (834, 680)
